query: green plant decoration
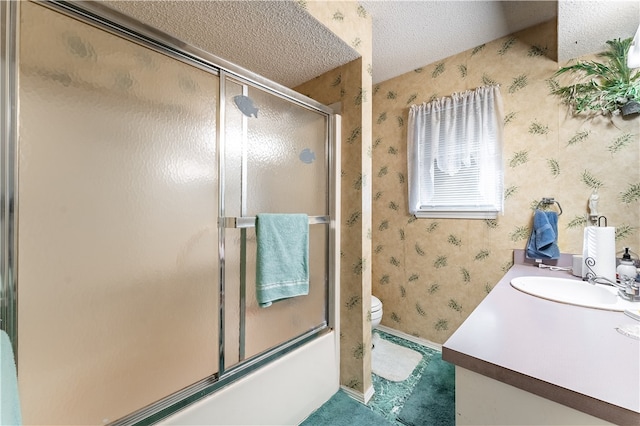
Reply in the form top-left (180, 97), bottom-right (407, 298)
top-left (551, 38), bottom-right (640, 117)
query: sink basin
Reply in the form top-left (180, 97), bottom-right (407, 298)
top-left (510, 276), bottom-right (638, 311)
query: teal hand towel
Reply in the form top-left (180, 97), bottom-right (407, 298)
top-left (256, 213), bottom-right (309, 308)
top-left (1, 330), bottom-right (22, 426)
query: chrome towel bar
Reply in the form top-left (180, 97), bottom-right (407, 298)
top-left (219, 215), bottom-right (330, 229)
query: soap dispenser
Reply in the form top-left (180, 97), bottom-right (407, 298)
top-left (617, 248), bottom-right (637, 284)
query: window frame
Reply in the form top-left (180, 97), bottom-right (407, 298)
top-left (407, 85), bottom-right (504, 220)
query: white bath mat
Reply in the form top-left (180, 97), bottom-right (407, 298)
top-left (372, 334), bottom-right (423, 382)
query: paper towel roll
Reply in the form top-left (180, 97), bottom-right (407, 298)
top-left (582, 226), bottom-right (616, 282)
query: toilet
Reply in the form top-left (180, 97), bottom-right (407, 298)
top-left (371, 295), bottom-right (383, 329)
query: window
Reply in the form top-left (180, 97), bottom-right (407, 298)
top-left (407, 85), bottom-right (504, 219)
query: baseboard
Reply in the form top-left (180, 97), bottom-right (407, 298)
top-left (376, 325), bottom-right (442, 352)
top-left (340, 383), bottom-right (375, 405)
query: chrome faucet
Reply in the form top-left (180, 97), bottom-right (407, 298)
top-left (585, 257), bottom-right (640, 302)
top-left (587, 275), bottom-right (640, 301)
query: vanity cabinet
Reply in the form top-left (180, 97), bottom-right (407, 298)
top-left (443, 251), bottom-right (640, 425)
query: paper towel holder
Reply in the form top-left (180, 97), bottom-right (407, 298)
top-left (596, 216), bottom-right (608, 227)
top-left (584, 257), bottom-right (598, 281)
top-left (584, 257), bottom-right (616, 285)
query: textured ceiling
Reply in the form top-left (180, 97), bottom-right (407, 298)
top-left (361, 1), bottom-right (558, 83)
top-left (99, 0), bottom-right (640, 88)
top-left (364, 0), bottom-right (639, 83)
top-left (100, 0), bottom-right (360, 88)
top-left (558, 0), bottom-right (640, 62)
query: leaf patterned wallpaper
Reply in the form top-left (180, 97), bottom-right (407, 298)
top-left (296, 1), bottom-right (374, 397)
top-left (372, 20), bottom-right (639, 345)
top-left (297, 5), bottom-right (639, 396)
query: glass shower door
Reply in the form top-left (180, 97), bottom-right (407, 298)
top-left (222, 76), bottom-right (329, 369)
top-left (17, 2), bottom-right (219, 424)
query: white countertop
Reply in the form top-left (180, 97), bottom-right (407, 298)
top-left (443, 254), bottom-right (640, 425)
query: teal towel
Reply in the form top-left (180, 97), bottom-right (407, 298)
top-left (1, 330), bottom-right (22, 426)
top-left (256, 213), bottom-right (309, 308)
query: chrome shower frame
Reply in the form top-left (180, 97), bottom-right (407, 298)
top-left (0, 0), bottom-right (19, 351)
top-left (0, 1), bottom-right (340, 425)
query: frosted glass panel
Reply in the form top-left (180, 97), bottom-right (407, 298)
top-left (244, 88), bottom-right (328, 215)
top-left (17, 3), bottom-right (218, 424)
top-left (224, 79), bottom-right (328, 362)
top-left (243, 225), bottom-right (327, 357)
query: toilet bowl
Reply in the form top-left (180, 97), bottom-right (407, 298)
top-left (371, 295), bottom-right (383, 329)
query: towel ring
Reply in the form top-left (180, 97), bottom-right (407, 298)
top-left (536, 197), bottom-right (562, 215)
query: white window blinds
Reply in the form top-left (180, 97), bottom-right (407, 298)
top-left (407, 85), bottom-right (504, 219)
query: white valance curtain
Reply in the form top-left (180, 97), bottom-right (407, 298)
top-left (407, 85), bottom-right (504, 216)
